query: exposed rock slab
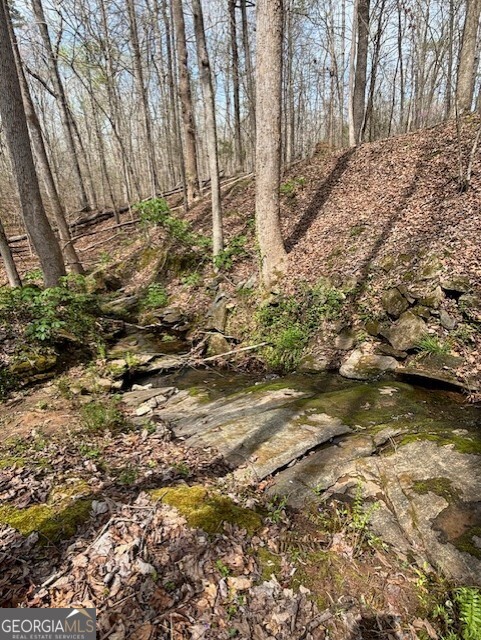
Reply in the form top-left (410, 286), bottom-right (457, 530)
top-left (160, 386), bottom-right (313, 438)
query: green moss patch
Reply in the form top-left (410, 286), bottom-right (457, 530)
top-left (0, 481), bottom-right (93, 543)
top-left (413, 477), bottom-right (460, 503)
top-left (257, 547), bottom-right (283, 582)
top-left (0, 456), bottom-right (25, 469)
top-left (399, 432), bottom-right (481, 455)
top-left (453, 526), bottom-right (481, 560)
top-left (150, 485), bottom-right (262, 535)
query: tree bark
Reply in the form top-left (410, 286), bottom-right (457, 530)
top-left (7, 9), bottom-right (84, 274)
top-left (0, 0), bottom-right (66, 286)
top-left (240, 0), bottom-right (256, 161)
top-left (229, 0), bottom-right (243, 170)
top-left (352, 0), bottom-right (370, 144)
top-left (457, 0), bottom-right (481, 113)
top-left (351, 0), bottom-right (370, 145)
top-left (31, 0), bottom-right (91, 211)
top-left (192, 0), bottom-right (224, 257)
top-left (172, 0), bottom-right (199, 206)
top-left (126, 0), bottom-right (160, 196)
top-left (0, 218), bottom-right (21, 287)
top-left (255, 0), bottom-right (287, 289)
top-left (348, 0), bottom-right (358, 146)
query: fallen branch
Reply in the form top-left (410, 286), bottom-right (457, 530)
top-left (193, 342), bottom-right (267, 364)
top-left (65, 219), bottom-right (140, 248)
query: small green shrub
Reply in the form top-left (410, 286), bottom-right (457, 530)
top-left (255, 280), bottom-right (344, 372)
top-left (416, 335), bottom-right (451, 356)
top-left (213, 235), bottom-right (248, 271)
top-left (81, 400), bottom-right (126, 434)
top-left (141, 283), bottom-right (169, 310)
top-left (181, 272), bottom-right (202, 288)
top-left (0, 277), bottom-right (97, 346)
top-left (134, 198), bottom-right (211, 248)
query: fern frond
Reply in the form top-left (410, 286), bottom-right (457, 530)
top-left (455, 587), bottom-right (481, 640)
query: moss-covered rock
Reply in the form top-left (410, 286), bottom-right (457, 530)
top-left (413, 477), bottom-right (460, 503)
top-left (0, 480), bottom-right (92, 543)
top-left (149, 485), bottom-right (262, 534)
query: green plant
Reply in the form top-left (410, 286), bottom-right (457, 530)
top-left (280, 176), bottom-right (306, 197)
top-left (213, 235), bottom-right (248, 271)
top-left (99, 251), bottom-right (111, 265)
top-left (78, 444), bottom-right (102, 459)
top-left (416, 335), bottom-right (451, 356)
top-left (23, 268), bottom-right (43, 285)
top-left (215, 559), bottom-right (231, 578)
top-left (133, 198), bottom-right (211, 249)
top-left (141, 283), bottom-right (169, 310)
top-left (181, 272), bottom-right (202, 288)
top-left (172, 462), bottom-right (190, 478)
top-left (267, 495), bottom-right (288, 524)
top-left (255, 280), bottom-right (344, 372)
top-left (454, 587), bottom-right (481, 640)
top-left (0, 280), bottom-right (98, 345)
top-left (80, 400), bottom-right (126, 434)
top-left (135, 197), bottom-right (170, 227)
top-left (117, 465), bottom-right (139, 486)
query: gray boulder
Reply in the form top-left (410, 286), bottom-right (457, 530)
top-left (440, 309), bottom-right (457, 331)
top-left (339, 349), bottom-right (398, 380)
top-left (386, 311), bottom-right (427, 351)
top-left (382, 288), bottom-right (410, 318)
top-left (441, 276), bottom-right (471, 295)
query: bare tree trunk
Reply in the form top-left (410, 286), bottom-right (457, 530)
top-left (240, 0), bottom-right (256, 161)
top-left (31, 0), bottom-right (90, 212)
top-left (8, 10), bottom-right (84, 274)
top-left (172, 0), bottom-right (199, 206)
top-left (192, 0), bottom-right (224, 257)
top-left (457, 0), bottom-right (481, 113)
top-left (362, 0), bottom-right (386, 141)
top-left (0, 218), bottom-right (21, 287)
top-left (126, 0), bottom-right (160, 196)
top-left (446, 0), bottom-right (455, 117)
top-left (348, 0), bottom-right (358, 146)
top-left (351, 0), bottom-right (370, 145)
top-left (164, 0), bottom-right (188, 210)
top-left (229, 0), bottom-right (243, 170)
top-left (0, 0), bottom-right (66, 286)
top-left (255, 0), bottom-right (287, 289)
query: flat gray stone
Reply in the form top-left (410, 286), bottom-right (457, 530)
top-left (269, 435), bottom-right (376, 504)
top-left (161, 387), bottom-right (313, 438)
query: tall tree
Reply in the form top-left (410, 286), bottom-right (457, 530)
top-left (229, 0), bottom-right (243, 170)
top-left (255, 0), bottom-right (287, 288)
top-left (172, 0), bottom-right (199, 206)
top-left (0, 0), bottom-right (66, 286)
top-left (192, 0), bottom-right (224, 257)
top-left (457, 0), bottom-right (481, 112)
top-left (349, 0), bottom-right (370, 145)
top-left (31, 0), bottom-right (91, 211)
top-left (126, 0), bottom-right (160, 196)
top-left (7, 9), bottom-right (84, 274)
